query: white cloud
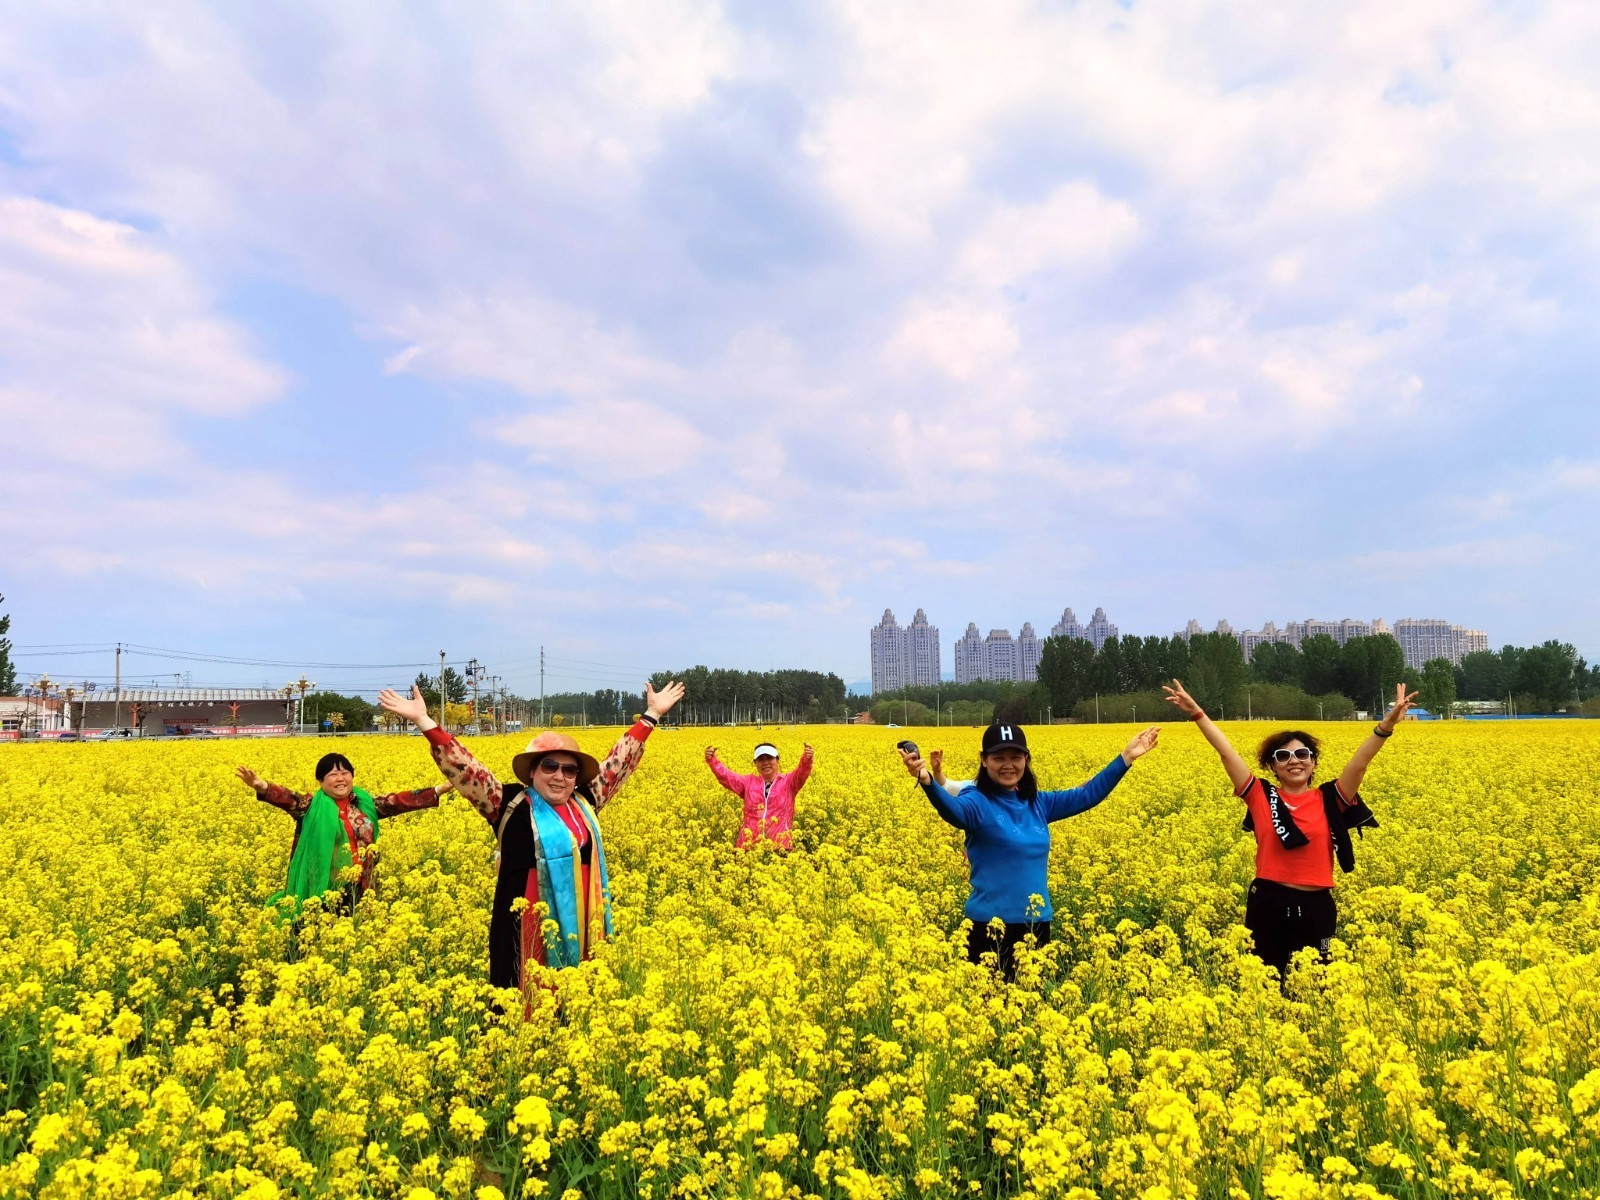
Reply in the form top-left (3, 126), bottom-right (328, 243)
top-left (884, 297), bottom-right (1021, 381)
top-left (958, 183), bottom-right (1140, 289)
top-left (0, 196), bottom-right (287, 472)
top-left (2, 1), bottom-right (1598, 674)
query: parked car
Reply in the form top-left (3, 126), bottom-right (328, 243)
top-left (93, 728), bottom-right (135, 739)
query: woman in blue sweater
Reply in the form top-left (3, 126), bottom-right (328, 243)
top-left (901, 721), bottom-right (1160, 978)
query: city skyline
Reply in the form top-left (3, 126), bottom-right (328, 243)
top-left (870, 606), bottom-right (1495, 691)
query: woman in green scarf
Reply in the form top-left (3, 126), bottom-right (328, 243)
top-left (236, 752), bottom-right (453, 916)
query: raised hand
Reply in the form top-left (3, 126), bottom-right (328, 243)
top-left (802, 743), bottom-right (814, 758)
top-left (705, 745), bottom-right (718, 763)
top-left (1379, 684), bottom-right (1420, 733)
top-left (235, 765), bottom-right (264, 791)
top-left (1162, 679), bottom-right (1202, 718)
top-left (645, 680), bottom-right (686, 720)
top-left (928, 748), bottom-right (946, 784)
top-left (898, 744), bottom-right (928, 783)
top-left (378, 685), bottom-right (432, 725)
top-left (1121, 726), bottom-right (1161, 765)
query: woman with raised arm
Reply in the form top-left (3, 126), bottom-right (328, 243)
top-left (899, 721), bottom-right (1160, 980)
top-left (1162, 679), bottom-right (1416, 978)
top-left (236, 752), bottom-right (454, 917)
top-left (377, 680), bottom-right (685, 991)
top-left (704, 740), bottom-right (815, 848)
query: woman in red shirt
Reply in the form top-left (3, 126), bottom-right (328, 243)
top-left (1163, 679), bottom-right (1417, 978)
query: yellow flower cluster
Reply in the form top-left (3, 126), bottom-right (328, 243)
top-left (1, 721), bottom-right (1598, 1199)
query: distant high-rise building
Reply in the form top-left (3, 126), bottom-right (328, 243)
top-left (870, 608), bottom-right (942, 692)
top-left (904, 609), bottom-right (941, 687)
top-left (954, 623), bottom-right (986, 684)
top-left (1084, 607), bottom-right (1118, 650)
top-left (870, 609), bottom-right (906, 694)
top-left (985, 630), bottom-right (1018, 681)
top-left (1017, 623), bottom-right (1042, 682)
top-left (1051, 608), bottom-right (1084, 640)
top-left (1392, 619), bottom-right (1489, 668)
top-left (1051, 606), bottom-right (1118, 649)
top-left (1208, 615), bottom-right (1482, 663)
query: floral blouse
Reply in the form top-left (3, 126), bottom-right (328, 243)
top-left (256, 781), bottom-right (447, 891)
top-left (426, 721), bottom-right (651, 827)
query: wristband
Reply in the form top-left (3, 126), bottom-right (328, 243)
top-left (1191, 711), bottom-right (1205, 722)
top-left (1372, 724), bottom-right (1392, 738)
top-left (640, 714), bottom-right (659, 728)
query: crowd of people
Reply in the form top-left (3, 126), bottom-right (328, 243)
top-left (235, 677), bottom-right (1418, 997)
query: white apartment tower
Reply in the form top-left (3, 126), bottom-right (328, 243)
top-left (870, 609), bottom-right (906, 694)
top-left (1051, 608), bottom-right (1085, 640)
top-left (1392, 619), bottom-right (1489, 668)
top-left (985, 630), bottom-right (1019, 681)
top-left (1017, 623), bottom-right (1042, 682)
top-left (1084, 607), bottom-right (1118, 650)
top-left (870, 608), bottom-right (942, 693)
top-left (954, 623), bottom-right (986, 684)
top-left (903, 609), bottom-right (942, 687)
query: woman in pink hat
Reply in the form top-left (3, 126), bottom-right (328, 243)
top-left (378, 679), bottom-right (685, 991)
top-left (704, 740), bottom-right (814, 848)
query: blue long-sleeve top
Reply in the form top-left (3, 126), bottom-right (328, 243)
top-left (921, 756), bottom-right (1130, 924)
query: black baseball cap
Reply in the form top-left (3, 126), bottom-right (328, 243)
top-left (981, 723), bottom-right (1028, 754)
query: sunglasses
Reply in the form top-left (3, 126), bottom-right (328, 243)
top-left (1270, 747), bottom-right (1315, 764)
top-left (537, 759), bottom-right (580, 778)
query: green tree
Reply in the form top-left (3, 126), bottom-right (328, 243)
top-left (1454, 649), bottom-right (1506, 700)
top-left (870, 699), bottom-right (934, 726)
top-left (311, 691), bottom-right (375, 732)
top-left (0, 594), bottom-right (14, 695)
top-left (1185, 631), bottom-right (1247, 716)
top-left (1249, 641), bottom-right (1303, 686)
top-left (1093, 636), bottom-right (1125, 698)
top-left (1037, 635), bottom-right (1096, 713)
top-left (1299, 635), bottom-right (1342, 696)
top-left (1516, 641), bottom-right (1578, 711)
top-left (1417, 658), bottom-right (1457, 718)
top-left (1335, 635), bottom-right (1405, 711)
top-left (993, 693), bottom-right (1030, 725)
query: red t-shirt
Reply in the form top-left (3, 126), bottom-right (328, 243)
top-left (1238, 777), bottom-right (1345, 889)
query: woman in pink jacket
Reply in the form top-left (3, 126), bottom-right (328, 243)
top-left (705, 741), bottom-right (814, 849)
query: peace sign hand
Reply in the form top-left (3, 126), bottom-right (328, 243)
top-left (1379, 684), bottom-right (1420, 733)
top-left (1162, 679), bottom-right (1202, 718)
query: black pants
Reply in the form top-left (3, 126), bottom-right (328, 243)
top-left (967, 921), bottom-right (1052, 981)
top-left (1244, 879), bottom-right (1336, 977)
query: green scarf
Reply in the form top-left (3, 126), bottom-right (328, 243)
top-left (267, 786), bottom-right (379, 918)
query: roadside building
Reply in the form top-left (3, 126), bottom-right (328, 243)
top-left (73, 688), bottom-right (292, 736)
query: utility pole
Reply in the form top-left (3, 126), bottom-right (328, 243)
top-left (113, 643), bottom-right (122, 729)
top-left (539, 646), bottom-right (545, 728)
top-left (466, 658), bottom-right (481, 732)
top-left (439, 651), bottom-right (446, 729)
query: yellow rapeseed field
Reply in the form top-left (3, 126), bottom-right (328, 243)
top-left (2, 722), bottom-right (1598, 1200)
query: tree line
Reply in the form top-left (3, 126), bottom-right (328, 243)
top-left (645, 666), bottom-right (849, 724)
top-left (1033, 631), bottom-right (1598, 720)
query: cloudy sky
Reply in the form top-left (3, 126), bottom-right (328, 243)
top-left (2, 0), bottom-right (1597, 697)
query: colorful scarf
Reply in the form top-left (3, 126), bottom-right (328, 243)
top-left (267, 786), bottom-right (379, 917)
top-left (528, 793), bottom-right (613, 968)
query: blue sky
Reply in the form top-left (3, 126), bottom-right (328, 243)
top-left (1, 0), bottom-right (1597, 698)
